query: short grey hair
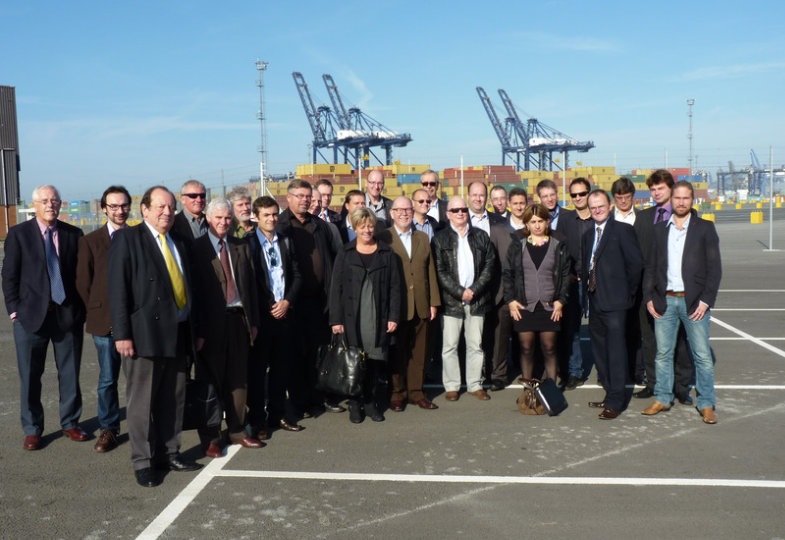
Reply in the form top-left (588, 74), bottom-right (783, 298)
top-left (32, 185), bottom-right (61, 202)
top-left (205, 197), bottom-right (232, 218)
top-left (226, 186), bottom-right (252, 204)
top-left (181, 179), bottom-right (206, 193)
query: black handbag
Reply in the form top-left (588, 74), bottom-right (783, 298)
top-left (316, 334), bottom-right (367, 398)
top-left (533, 378), bottom-right (568, 416)
top-left (182, 357), bottom-right (224, 431)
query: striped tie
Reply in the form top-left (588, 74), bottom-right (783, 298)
top-left (45, 227), bottom-right (66, 305)
top-left (587, 227), bottom-right (602, 293)
top-left (159, 234), bottom-right (187, 309)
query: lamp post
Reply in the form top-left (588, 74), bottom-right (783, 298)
top-left (687, 99), bottom-right (695, 176)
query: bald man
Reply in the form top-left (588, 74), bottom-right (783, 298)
top-left (364, 170), bottom-right (393, 226)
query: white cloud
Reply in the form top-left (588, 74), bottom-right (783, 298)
top-left (678, 62), bottom-right (785, 81)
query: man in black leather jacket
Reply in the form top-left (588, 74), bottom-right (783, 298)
top-left (432, 197), bottom-right (496, 402)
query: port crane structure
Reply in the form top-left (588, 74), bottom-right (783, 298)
top-left (293, 72), bottom-right (412, 168)
top-left (716, 151), bottom-right (785, 195)
top-left (477, 87), bottom-right (594, 171)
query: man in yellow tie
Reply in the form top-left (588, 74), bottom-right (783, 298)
top-left (108, 186), bottom-right (204, 488)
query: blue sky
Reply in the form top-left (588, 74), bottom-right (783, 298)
top-left (2, 0), bottom-right (784, 201)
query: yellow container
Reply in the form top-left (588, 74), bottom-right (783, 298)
top-left (701, 213), bottom-right (715, 223)
top-left (777, 202), bottom-right (783, 208)
top-left (751, 211), bottom-right (764, 224)
top-left (714, 203), bottom-right (722, 210)
top-left (756, 202), bottom-right (763, 208)
top-left (296, 163), bottom-right (353, 177)
top-left (735, 203), bottom-right (742, 209)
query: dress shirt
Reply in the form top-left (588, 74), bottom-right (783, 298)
top-left (106, 221), bottom-right (125, 239)
top-left (613, 207), bottom-right (636, 225)
top-left (451, 225), bottom-right (475, 303)
top-left (207, 232), bottom-right (242, 308)
top-left (427, 199), bottom-right (440, 220)
top-left (591, 220), bottom-right (607, 263)
top-left (509, 217), bottom-right (525, 231)
top-left (549, 206), bottom-right (561, 230)
top-left (319, 210), bottom-right (329, 222)
top-left (256, 228), bottom-right (285, 303)
top-left (144, 221), bottom-right (189, 321)
top-left (413, 215), bottom-right (434, 241)
top-left (654, 204), bottom-right (673, 224)
top-left (470, 211), bottom-right (490, 235)
top-left (344, 217), bottom-right (357, 242)
top-left (184, 210), bottom-right (208, 238)
top-left (665, 214), bottom-right (690, 293)
top-left (394, 225), bottom-right (413, 258)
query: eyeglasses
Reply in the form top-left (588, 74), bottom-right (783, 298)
top-left (267, 247), bottom-right (279, 268)
top-left (35, 199), bottom-right (61, 206)
top-left (570, 191), bottom-right (589, 198)
top-left (289, 193), bottom-right (312, 200)
top-left (184, 193), bottom-right (207, 199)
top-left (448, 207), bottom-right (469, 214)
top-left (392, 207), bottom-right (412, 214)
top-left (106, 204), bottom-right (130, 211)
top-left (414, 198), bottom-right (431, 205)
top-left (421, 181), bottom-right (437, 187)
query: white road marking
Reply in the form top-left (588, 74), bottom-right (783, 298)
top-left (719, 289), bottom-right (785, 293)
top-left (711, 316), bottom-right (785, 359)
top-left (711, 337), bottom-right (785, 340)
top-left (712, 308), bottom-right (785, 311)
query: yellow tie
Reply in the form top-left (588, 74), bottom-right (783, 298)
top-left (159, 234), bottom-right (187, 309)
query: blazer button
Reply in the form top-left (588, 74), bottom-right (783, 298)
top-left (155, 316), bottom-right (160, 320)
top-left (149, 277), bottom-right (154, 281)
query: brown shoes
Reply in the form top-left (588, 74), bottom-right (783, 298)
top-left (700, 407), bottom-right (718, 424)
top-left (205, 442), bottom-right (223, 458)
top-left (278, 418), bottom-right (304, 432)
top-left (599, 408), bottom-right (620, 420)
top-left (63, 427), bottom-right (89, 441)
top-left (470, 389), bottom-right (491, 401)
top-left (410, 398), bottom-right (438, 410)
top-left (445, 391), bottom-right (459, 401)
top-left (588, 401), bottom-right (605, 409)
top-left (236, 436), bottom-right (265, 448)
top-left (23, 435), bottom-right (41, 451)
top-left (390, 400), bottom-right (405, 412)
top-left (642, 401), bottom-right (671, 416)
top-left (93, 429), bottom-right (118, 453)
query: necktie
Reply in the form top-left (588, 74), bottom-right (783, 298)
top-left (45, 228), bottom-right (66, 305)
top-left (656, 207), bottom-right (666, 224)
top-left (159, 234), bottom-right (187, 309)
top-left (587, 227), bottom-right (603, 293)
top-left (218, 239), bottom-right (237, 303)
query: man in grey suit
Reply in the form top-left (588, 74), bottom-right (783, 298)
top-left (108, 186), bottom-right (203, 487)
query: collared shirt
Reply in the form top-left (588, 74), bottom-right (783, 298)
top-left (427, 199), bottom-right (440, 220)
top-left (144, 221), bottom-right (189, 321)
top-left (451, 224), bottom-right (475, 303)
top-left (232, 220), bottom-right (255, 239)
top-left (654, 204), bottom-right (672, 225)
top-left (470, 210), bottom-right (490, 235)
top-left (591, 220), bottom-right (608, 264)
top-left (509, 217), bottom-right (525, 231)
top-left (365, 193), bottom-right (387, 224)
top-left (319, 209), bottom-right (329, 222)
top-left (36, 217), bottom-right (59, 256)
top-left (207, 231), bottom-right (242, 308)
top-left (666, 213), bottom-right (690, 292)
top-left (256, 228), bottom-right (285, 303)
top-left (183, 210), bottom-right (208, 238)
top-left (413, 215), bottom-right (434, 241)
top-left (549, 206), bottom-right (561, 230)
top-left (344, 217), bottom-right (357, 242)
top-left (394, 225), bottom-right (413, 259)
top-left (614, 207), bottom-right (636, 225)
top-left (106, 221), bottom-right (126, 239)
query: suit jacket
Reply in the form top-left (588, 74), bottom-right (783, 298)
top-left (581, 218), bottom-right (643, 312)
top-left (247, 229), bottom-right (302, 312)
top-left (76, 225), bottom-right (115, 336)
top-left (435, 198), bottom-right (448, 224)
top-left (171, 210), bottom-right (205, 243)
top-left (488, 222), bottom-right (515, 306)
top-left (643, 210), bottom-right (722, 315)
top-left (633, 206), bottom-right (660, 264)
top-left (107, 223), bottom-right (199, 358)
top-left (322, 209), bottom-right (342, 224)
top-left (559, 210), bottom-right (594, 277)
top-left (192, 234), bottom-right (261, 353)
top-left (551, 207), bottom-right (574, 233)
top-left (378, 227), bottom-right (441, 321)
top-left (2, 218), bottom-right (85, 333)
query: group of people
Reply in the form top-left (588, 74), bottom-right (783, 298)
top-left (1, 167), bottom-right (722, 489)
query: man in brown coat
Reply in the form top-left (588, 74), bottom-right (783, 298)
top-left (378, 196), bottom-right (441, 411)
top-left (76, 185), bottom-right (131, 453)
top-left (192, 198), bottom-right (263, 458)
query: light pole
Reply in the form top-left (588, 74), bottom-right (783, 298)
top-left (687, 99), bottom-right (695, 176)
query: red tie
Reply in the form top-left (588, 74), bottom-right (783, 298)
top-left (219, 239), bottom-right (237, 303)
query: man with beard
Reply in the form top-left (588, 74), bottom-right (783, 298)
top-left (227, 186), bottom-right (256, 239)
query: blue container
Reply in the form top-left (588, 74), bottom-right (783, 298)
top-left (398, 174), bottom-right (421, 184)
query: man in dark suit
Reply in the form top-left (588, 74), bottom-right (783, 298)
top-left (192, 198), bottom-right (263, 457)
top-left (247, 196), bottom-right (304, 435)
top-left (611, 177), bottom-right (638, 226)
top-left (411, 188), bottom-right (442, 241)
top-left (489, 185), bottom-right (509, 218)
top-left (484, 220), bottom-right (515, 391)
top-left (2, 185), bottom-right (87, 451)
top-left (379, 196), bottom-right (441, 411)
top-left (467, 181), bottom-right (508, 235)
top-left (582, 190), bottom-right (643, 420)
top-left (108, 186), bottom-right (203, 487)
top-left (171, 180), bottom-right (208, 241)
top-left (642, 181), bottom-right (721, 424)
top-left (536, 179), bottom-right (574, 233)
top-left (76, 185), bottom-right (131, 453)
top-left (420, 169), bottom-right (448, 224)
top-left (314, 179), bottom-right (342, 223)
top-left (633, 170), bottom-right (694, 401)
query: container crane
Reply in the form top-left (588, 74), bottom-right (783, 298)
top-left (292, 72), bottom-right (412, 168)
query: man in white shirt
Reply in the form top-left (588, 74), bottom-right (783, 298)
top-left (612, 177), bottom-right (637, 225)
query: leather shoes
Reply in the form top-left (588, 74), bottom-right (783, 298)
top-left (348, 403), bottom-right (364, 424)
top-left (63, 427), bottom-right (89, 441)
top-left (470, 389), bottom-right (491, 401)
top-left (135, 467), bottom-right (160, 488)
top-left (93, 429), bottom-right (118, 453)
top-left (205, 443), bottom-right (223, 458)
top-left (390, 400), bottom-right (405, 412)
top-left (588, 401), bottom-right (605, 408)
top-left (323, 401), bottom-right (347, 414)
top-left (411, 398), bottom-right (438, 410)
top-left (633, 387), bottom-right (655, 399)
top-left (236, 436), bottom-right (265, 448)
top-left (642, 401), bottom-right (671, 416)
top-left (489, 380), bottom-right (506, 392)
top-left (165, 455), bottom-right (203, 472)
top-left (23, 435), bottom-right (41, 451)
top-left (599, 408), bottom-right (620, 420)
top-left (277, 418), bottom-right (304, 432)
top-left (700, 407), bottom-right (718, 424)
top-left (445, 391), bottom-right (459, 402)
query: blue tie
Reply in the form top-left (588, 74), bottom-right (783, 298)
top-left (45, 228), bottom-right (66, 305)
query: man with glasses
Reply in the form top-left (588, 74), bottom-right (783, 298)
top-left (536, 179), bottom-right (573, 232)
top-left (247, 196), bottom-right (304, 436)
top-left (611, 177), bottom-right (637, 225)
top-left (364, 170), bottom-right (393, 226)
top-left (420, 169), bottom-right (448, 224)
top-left (173, 180), bottom-right (208, 240)
top-left (3, 185), bottom-right (87, 451)
top-left (411, 188), bottom-right (441, 241)
top-left (76, 185), bottom-right (131, 453)
top-left (379, 197), bottom-right (441, 412)
top-left (433, 198), bottom-right (496, 402)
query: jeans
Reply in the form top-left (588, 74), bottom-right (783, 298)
top-left (442, 306), bottom-right (485, 393)
top-left (93, 334), bottom-right (122, 431)
top-left (653, 295), bottom-right (715, 410)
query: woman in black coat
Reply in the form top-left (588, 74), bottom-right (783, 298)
top-left (329, 208), bottom-right (401, 423)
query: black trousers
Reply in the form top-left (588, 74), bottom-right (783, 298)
top-left (589, 306), bottom-right (630, 412)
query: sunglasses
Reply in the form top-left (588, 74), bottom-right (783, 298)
top-left (421, 181), bottom-right (437, 187)
top-left (267, 247), bottom-right (279, 268)
top-left (184, 193), bottom-right (207, 199)
top-left (414, 198), bottom-right (431, 204)
top-left (570, 191), bottom-right (589, 198)
top-left (448, 207), bottom-right (469, 214)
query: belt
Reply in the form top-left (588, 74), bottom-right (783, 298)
top-left (666, 291), bottom-right (686, 297)
top-left (226, 306), bottom-right (244, 314)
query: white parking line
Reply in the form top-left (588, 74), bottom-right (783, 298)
top-left (719, 290), bottom-right (785, 293)
top-left (712, 308), bottom-right (785, 311)
top-left (711, 316), bottom-right (785, 359)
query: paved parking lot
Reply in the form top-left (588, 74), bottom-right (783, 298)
top-left (1, 220), bottom-right (784, 540)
